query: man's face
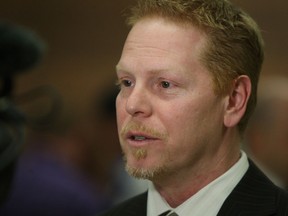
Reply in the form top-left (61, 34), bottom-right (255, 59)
top-left (116, 18), bottom-right (226, 180)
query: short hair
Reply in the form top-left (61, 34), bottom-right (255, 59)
top-left (126, 0), bottom-right (264, 133)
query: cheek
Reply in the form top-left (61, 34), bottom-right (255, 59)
top-left (164, 101), bottom-right (201, 130)
top-left (163, 98), bottom-right (223, 143)
top-left (160, 103), bottom-right (197, 144)
top-left (116, 96), bottom-right (126, 125)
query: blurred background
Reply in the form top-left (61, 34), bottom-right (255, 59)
top-left (0, 0), bottom-right (287, 215)
top-left (0, 0), bottom-right (287, 118)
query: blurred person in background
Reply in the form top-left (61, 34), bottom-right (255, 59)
top-left (0, 23), bottom-right (118, 216)
top-left (244, 75), bottom-right (288, 190)
top-left (0, 21), bottom-right (44, 206)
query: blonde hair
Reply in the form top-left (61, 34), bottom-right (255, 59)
top-left (126, 0), bottom-right (264, 132)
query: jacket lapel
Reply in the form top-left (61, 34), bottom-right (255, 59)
top-left (117, 192), bottom-right (147, 216)
top-left (217, 160), bottom-right (278, 216)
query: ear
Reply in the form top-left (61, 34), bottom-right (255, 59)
top-left (224, 75), bottom-right (251, 128)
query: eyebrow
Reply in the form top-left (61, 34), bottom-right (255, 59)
top-left (116, 64), bottom-right (134, 73)
top-left (116, 64), bottom-right (171, 75)
top-left (115, 64), bottom-right (121, 72)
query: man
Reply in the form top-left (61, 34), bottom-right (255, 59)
top-left (99, 0), bottom-right (288, 215)
top-left (244, 75), bottom-right (288, 190)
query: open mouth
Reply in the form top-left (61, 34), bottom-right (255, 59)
top-left (131, 135), bottom-right (147, 141)
top-left (127, 132), bottom-right (157, 142)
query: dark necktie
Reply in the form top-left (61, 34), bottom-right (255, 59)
top-left (158, 210), bottom-right (179, 216)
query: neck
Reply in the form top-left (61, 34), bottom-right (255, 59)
top-left (154, 130), bottom-right (241, 207)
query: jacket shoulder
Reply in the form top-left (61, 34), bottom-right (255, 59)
top-left (276, 188), bottom-right (288, 215)
top-left (218, 160), bottom-right (288, 215)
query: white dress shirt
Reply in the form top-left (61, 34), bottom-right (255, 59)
top-left (147, 151), bottom-right (249, 216)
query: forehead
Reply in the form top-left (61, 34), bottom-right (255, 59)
top-left (117, 17), bottom-right (207, 72)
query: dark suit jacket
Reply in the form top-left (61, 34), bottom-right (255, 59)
top-left (98, 161), bottom-right (288, 216)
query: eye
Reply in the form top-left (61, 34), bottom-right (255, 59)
top-left (122, 79), bottom-right (132, 87)
top-left (160, 81), bottom-right (171, 88)
top-left (116, 79), bottom-right (133, 88)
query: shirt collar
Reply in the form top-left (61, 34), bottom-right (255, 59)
top-left (147, 151), bottom-right (249, 216)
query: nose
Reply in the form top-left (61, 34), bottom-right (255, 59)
top-left (125, 86), bottom-right (152, 117)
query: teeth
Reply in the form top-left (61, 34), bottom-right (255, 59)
top-left (133, 136), bottom-right (146, 141)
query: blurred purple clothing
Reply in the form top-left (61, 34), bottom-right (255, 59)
top-left (0, 149), bottom-right (111, 216)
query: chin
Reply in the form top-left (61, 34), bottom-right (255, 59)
top-left (123, 148), bottom-right (170, 179)
top-left (125, 159), bottom-right (169, 180)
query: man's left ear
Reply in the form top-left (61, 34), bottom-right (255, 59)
top-left (223, 75), bottom-right (251, 128)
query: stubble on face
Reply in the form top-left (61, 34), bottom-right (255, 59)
top-left (124, 155), bottom-right (169, 180)
top-left (135, 148), bottom-right (148, 159)
top-left (120, 122), bottom-right (169, 180)
top-left (120, 122), bottom-right (167, 141)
